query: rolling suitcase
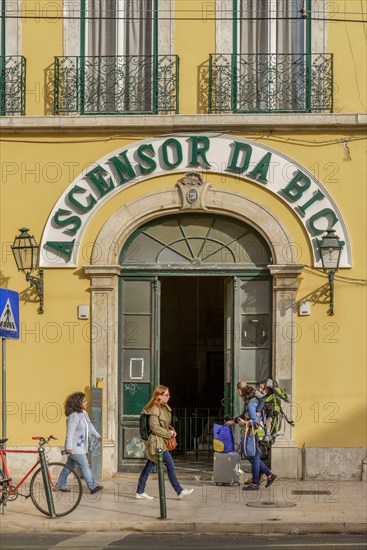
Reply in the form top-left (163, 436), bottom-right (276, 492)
top-left (213, 451), bottom-right (241, 486)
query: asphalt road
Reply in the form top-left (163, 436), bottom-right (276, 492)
top-left (0, 533), bottom-right (366, 550)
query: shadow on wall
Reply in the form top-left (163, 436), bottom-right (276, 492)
top-left (44, 63), bottom-right (54, 115)
top-left (296, 282), bottom-right (331, 311)
top-left (197, 60), bottom-right (210, 114)
top-left (0, 272), bottom-right (11, 288)
top-left (277, 280), bottom-right (332, 319)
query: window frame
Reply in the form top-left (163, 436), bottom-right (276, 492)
top-left (119, 213), bottom-right (272, 271)
top-left (80, 0), bottom-right (158, 59)
top-left (1, 0), bottom-right (22, 57)
top-left (232, 0), bottom-right (312, 58)
top-left (62, 0), bottom-right (174, 58)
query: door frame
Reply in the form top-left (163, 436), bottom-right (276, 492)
top-left (118, 270), bottom-right (271, 469)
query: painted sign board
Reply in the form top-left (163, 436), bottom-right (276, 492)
top-left (39, 134), bottom-right (351, 269)
top-left (0, 289), bottom-right (20, 339)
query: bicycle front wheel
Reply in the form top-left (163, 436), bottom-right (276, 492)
top-left (30, 462), bottom-right (82, 517)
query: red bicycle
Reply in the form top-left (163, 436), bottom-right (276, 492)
top-left (0, 435), bottom-right (82, 517)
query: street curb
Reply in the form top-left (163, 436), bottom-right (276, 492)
top-left (1, 519), bottom-right (366, 535)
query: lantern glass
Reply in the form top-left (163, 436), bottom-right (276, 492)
top-left (11, 228), bottom-right (39, 272)
top-left (320, 246), bottom-right (341, 270)
top-left (318, 229), bottom-right (343, 271)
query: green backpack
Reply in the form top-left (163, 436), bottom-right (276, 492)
top-left (262, 380), bottom-right (294, 437)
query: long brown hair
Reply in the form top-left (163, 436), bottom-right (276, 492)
top-left (145, 385), bottom-right (169, 410)
top-left (64, 392), bottom-right (85, 416)
top-left (241, 385), bottom-right (256, 404)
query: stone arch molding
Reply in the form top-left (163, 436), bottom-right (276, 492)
top-left (91, 185), bottom-right (296, 266)
top-left (40, 133), bottom-right (352, 268)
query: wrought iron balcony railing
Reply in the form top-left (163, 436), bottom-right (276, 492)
top-left (208, 53), bottom-right (333, 114)
top-left (54, 55), bottom-right (179, 115)
top-left (0, 56), bottom-right (26, 115)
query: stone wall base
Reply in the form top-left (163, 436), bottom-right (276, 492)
top-left (271, 446), bottom-right (367, 480)
top-left (271, 445), bottom-right (299, 479)
top-left (300, 448), bottom-right (367, 480)
top-left (102, 443), bottom-right (117, 479)
top-left (272, 446), bottom-right (366, 480)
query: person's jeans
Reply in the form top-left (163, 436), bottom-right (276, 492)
top-left (56, 453), bottom-right (98, 491)
top-left (248, 447), bottom-right (271, 485)
top-left (137, 451), bottom-right (183, 495)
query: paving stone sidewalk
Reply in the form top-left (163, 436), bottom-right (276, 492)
top-left (1, 476), bottom-right (366, 535)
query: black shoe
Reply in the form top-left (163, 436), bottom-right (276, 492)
top-left (56, 487), bottom-right (71, 493)
top-left (243, 484), bottom-right (259, 491)
top-left (90, 485), bottom-right (103, 494)
top-left (265, 474), bottom-right (277, 488)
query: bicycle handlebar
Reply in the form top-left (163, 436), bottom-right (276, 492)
top-left (32, 435), bottom-right (58, 445)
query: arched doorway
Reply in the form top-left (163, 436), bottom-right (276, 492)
top-left (84, 181), bottom-right (303, 477)
top-left (118, 214), bottom-right (272, 468)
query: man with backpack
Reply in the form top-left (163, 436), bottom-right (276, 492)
top-left (256, 379), bottom-right (276, 441)
top-left (256, 379), bottom-right (295, 441)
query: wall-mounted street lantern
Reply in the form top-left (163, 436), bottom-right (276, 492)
top-left (11, 228), bottom-right (44, 314)
top-left (318, 229), bottom-right (344, 316)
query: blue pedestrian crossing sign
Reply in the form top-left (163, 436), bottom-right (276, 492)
top-left (0, 289), bottom-right (20, 339)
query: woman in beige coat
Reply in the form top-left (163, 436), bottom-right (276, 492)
top-left (136, 385), bottom-right (194, 500)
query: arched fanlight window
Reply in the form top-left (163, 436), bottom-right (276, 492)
top-left (120, 215), bottom-right (271, 267)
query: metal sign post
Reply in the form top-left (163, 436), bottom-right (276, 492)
top-left (1, 337), bottom-right (5, 442)
top-left (1, 337), bottom-right (6, 515)
top-left (0, 288), bottom-right (19, 516)
top-left (0, 289), bottom-right (20, 442)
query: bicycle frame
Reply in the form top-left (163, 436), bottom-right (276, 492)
top-left (0, 442), bottom-right (56, 517)
top-left (0, 448), bottom-right (41, 494)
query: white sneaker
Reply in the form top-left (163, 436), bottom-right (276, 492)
top-left (135, 492), bottom-right (154, 500)
top-left (178, 488), bottom-right (194, 499)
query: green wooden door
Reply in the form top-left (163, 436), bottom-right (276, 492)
top-left (224, 277), bottom-right (271, 421)
top-left (118, 277), bottom-right (160, 467)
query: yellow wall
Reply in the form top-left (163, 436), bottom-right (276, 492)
top-left (1, 130), bottom-right (366, 448)
top-left (0, 2), bottom-right (366, 452)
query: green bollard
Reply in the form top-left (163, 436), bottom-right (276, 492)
top-left (156, 448), bottom-right (167, 519)
top-left (38, 447), bottom-right (56, 518)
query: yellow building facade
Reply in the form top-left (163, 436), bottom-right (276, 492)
top-left (0, 0), bottom-right (366, 479)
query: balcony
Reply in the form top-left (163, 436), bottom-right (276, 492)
top-left (0, 56), bottom-right (26, 115)
top-left (54, 55), bottom-right (179, 115)
top-left (208, 53), bottom-right (333, 114)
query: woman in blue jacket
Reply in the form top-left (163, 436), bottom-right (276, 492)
top-left (240, 386), bottom-right (277, 491)
top-left (56, 392), bottom-right (103, 494)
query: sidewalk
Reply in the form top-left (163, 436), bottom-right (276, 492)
top-left (1, 474), bottom-right (366, 535)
